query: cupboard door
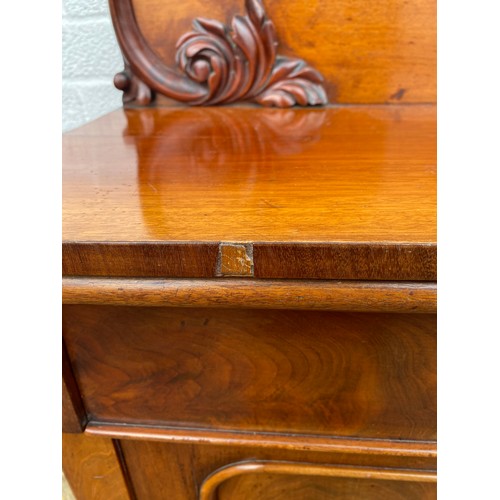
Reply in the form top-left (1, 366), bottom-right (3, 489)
top-left (206, 461), bottom-right (437, 500)
top-left (118, 440), bottom-right (436, 500)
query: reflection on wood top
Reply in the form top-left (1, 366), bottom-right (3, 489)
top-left (64, 105), bottom-right (435, 244)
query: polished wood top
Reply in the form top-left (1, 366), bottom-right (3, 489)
top-left (63, 105), bottom-right (436, 279)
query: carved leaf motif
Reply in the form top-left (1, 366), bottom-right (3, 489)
top-left (246, 0), bottom-right (266, 27)
top-left (255, 57), bottom-right (328, 106)
top-left (173, 0), bottom-right (327, 107)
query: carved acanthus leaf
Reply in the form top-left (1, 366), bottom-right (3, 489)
top-left (113, 0), bottom-right (327, 107)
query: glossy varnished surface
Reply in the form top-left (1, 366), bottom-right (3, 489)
top-left (64, 1), bottom-right (437, 494)
top-left (87, 423), bottom-right (436, 458)
top-left (63, 341), bottom-right (87, 433)
top-left (205, 461), bottom-right (436, 500)
top-left (63, 105), bottom-right (436, 279)
top-left (118, 441), bottom-right (436, 500)
top-left (63, 306), bottom-right (436, 441)
top-left (62, 277), bottom-right (437, 313)
top-left (213, 471), bottom-right (436, 500)
top-left (64, 105), bottom-right (435, 243)
top-left (62, 434), bottom-right (130, 500)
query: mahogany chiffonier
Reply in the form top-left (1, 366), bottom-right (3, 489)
top-left (62, 0), bottom-right (437, 498)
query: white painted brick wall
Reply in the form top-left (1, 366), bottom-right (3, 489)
top-left (62, 0), bottom-right (123, 132)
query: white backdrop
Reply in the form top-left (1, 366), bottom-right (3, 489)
top-left (62, 0), bottom-right (123, 131)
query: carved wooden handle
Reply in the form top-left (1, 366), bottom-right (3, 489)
top-left (110, 0), bottom-right (328, 107)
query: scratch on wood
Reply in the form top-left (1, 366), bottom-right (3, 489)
top-left (390, 88), bottom-right (406, 100)
top-left (216, 243), bottom-right (254, 277)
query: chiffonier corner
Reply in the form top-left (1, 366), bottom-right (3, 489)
top-left (63, 0), bottom-right (437, 498)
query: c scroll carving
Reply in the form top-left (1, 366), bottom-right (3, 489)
top-left (111, 0), bottom-right (327, 107)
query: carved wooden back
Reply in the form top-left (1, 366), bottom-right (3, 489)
top-left (110, 0), bottom-right (436, 107)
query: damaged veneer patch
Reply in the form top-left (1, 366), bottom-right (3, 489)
top-left (217, 243), bottom-right (254, 277)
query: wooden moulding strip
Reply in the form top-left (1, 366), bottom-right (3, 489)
top-left (63, 277), bottom-right (436, 313)
top-left (200, 460), bottom-right (437, 500)
top-left (85, 423), bottom-right (437, 459)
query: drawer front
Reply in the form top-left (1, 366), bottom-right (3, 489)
top-left (63, 305), bottom-right (436, 441)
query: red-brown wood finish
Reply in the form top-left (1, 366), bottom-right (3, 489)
top-left (63, 305), bottom-right (436, 442)
top-left (62, 105), bottom-right (436, 497)
top-left (63, 277), bottom-right (437, 313)
top-left (62, 433), bottom-right (132, 500)
top-left (112, 0), bottom-right (436, 105)
top-left (63, 341), bottom-right (87, 433)
top-left (201, 460), bottom-right (436, 500)
top-left (213, 471), bottom-right (436, 500)
top-left (116, 441), bottom-right (436, 500)
top-left (62, 104), bottom-right (437, 496)
top-left (112, 0), bottom-right (328, 107)
top-left (64, 0), bottom-right (436, 496)
top-left (87, 423), bottom-right (436, 459)
top-left (63, 105), bottom-right (436, 280)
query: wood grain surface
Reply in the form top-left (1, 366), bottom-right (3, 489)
top-left (213, 470), bottom-right (436, 500)
top-left (63, 306), bottom-right (436, 441)
top-left (62, 277), bottom-right (437, 313)
top-left (63, 341), bottom-right (87, 433)
top-left (63, 105), bottom-right (436, 280)
top-left (62, 433), bottom-right (131, 500)
top-left (117, 440), bottom-right (436, 500)
top-left (87, 423), bottom-right (437, 458)
top-left (201, 460), bottom-right (436, 500)
top-left (111, 0), bottom-right (328, 107)
top-left (65, 2), bottom-right (437, 494)
top-left (127, 0), bottom-right (436, 104)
